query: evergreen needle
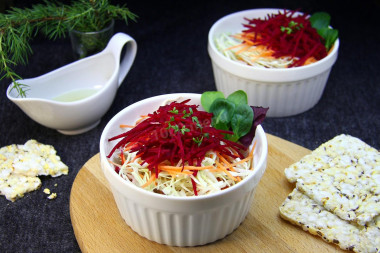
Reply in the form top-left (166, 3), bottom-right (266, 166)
top-left (0, 0), bottom-right (137, 97)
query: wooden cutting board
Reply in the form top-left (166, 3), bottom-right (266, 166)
top-left (70, 134), bottom-right (345, 253)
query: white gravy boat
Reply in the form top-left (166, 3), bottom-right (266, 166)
top-left (7, 32), bottom-right (137, 135)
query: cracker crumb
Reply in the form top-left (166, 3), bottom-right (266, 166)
top-left (47, 193), bottom-right (57, 200)
top-left (43, 188), bottom-right (51, 195)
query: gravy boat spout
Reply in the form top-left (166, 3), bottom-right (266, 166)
top-left (7, 32), bottom-right (137, 135)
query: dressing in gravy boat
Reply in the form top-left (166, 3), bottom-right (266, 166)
top-left (7, 33), bottom-right (137, 135)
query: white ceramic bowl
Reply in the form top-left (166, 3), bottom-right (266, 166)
top-left (99, 93), bottom-right (268, 246)
top-left (208, 8), bottom-right (339, 117)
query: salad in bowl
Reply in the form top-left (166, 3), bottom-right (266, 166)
top-left (99, 92), bottom-right (268, 246)
top-left (208, 8), bottom-right (339, 117)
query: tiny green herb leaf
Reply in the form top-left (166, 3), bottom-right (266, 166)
top-left (192, 136), bottom-right (203, 146)
top-left (182, 107), bottom-right (193, 118)
top-left (169, 107), bottom-right (178, 114)
top-left (181, 126), bottom-right (190, 134)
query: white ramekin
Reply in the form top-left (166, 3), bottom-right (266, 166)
top-left (208, 9), bottom-right (339, 117)
top-left (99, 93), bottom-right (268, 246)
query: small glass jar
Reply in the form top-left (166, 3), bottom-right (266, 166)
top-left (69, 19), bottom-right (114, 59)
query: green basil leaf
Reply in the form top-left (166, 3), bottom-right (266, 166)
top-left (201, 91), bottom-right (225, 112)
top-left (227, 90), bottom-right (248, 106)
top-left (310, 12), bottom-right (338, 50)
top-left (230, 104), bottom-right (253, 141)
top-left (310, 12), bottom-right (331, 30)
top-left (318, 28), bottom-right (339, 50)
top-left (209, 98), bottom-right (235, 131)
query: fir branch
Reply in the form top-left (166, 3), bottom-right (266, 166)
top-left (0, 0), bottom-right (137, 97)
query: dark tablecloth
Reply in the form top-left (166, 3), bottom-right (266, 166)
top-left (0, 0), bottom-right (379, 252)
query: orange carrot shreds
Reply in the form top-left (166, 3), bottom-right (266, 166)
top-left (166, 170), bottom-right (193, 176)
top-left (120, 152), bottom-right (126, 165)
top-left (131, 152), bottom-right (143, 162)
top-left (120, 115), bottom-right (149, 129)
top-left (123, 142), bottom-right (138, 152)
top-left (215, 161), bottom-right (238, 181)
top-left (141, 173), bottom-right (156, 188)
top-left (158, 165), bottom-right (214, 172)
top-left (224, 43), bottom-right (248, 52)
top-left (215, 154), bottom-right (243, 182)
top-left (216, 152), bottom-right (234, 170)
top-left (217, 155), bottom-right (251, 172)
top-left (248, 141), bottom-right (257, 170)
top-left (303, 56), bottom-right (317, 65)
top-left (235, 44), bottom-right (253, 55)
top-left (135, 115), bottom-right (149, 125)
top-left (120, 124), bottom-right (135, 128)
top-left (249, 141), bottom-right (257, 157)
top-left (216, 141), bottom-right (256, 171)
top-left (108, 159), bottom-right (121, 168)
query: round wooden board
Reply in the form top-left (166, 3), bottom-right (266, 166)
top-left (70, 134), bottom-right (345, 253)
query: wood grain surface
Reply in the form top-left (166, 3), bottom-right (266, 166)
top-left (70, 134), bottom-right (345, 253)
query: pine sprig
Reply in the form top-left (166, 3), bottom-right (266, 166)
top-left (1, 0), bottom-right (137, 97)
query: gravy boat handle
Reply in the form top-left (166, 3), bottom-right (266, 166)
top-left (105, 32), bottom-right (137, 87)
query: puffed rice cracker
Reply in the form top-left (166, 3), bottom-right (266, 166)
top-left (0, 140), bottom-right (68, 201)
top-left (280, 188), bottom-right (380, 253)
top-left (284, 134), bottom-right (380, 225)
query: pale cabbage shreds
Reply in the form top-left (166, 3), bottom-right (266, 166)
top-left (214, 33), bottom-right (294, 69)
top-left (0, 140), bottom-right (69, 201)
top-left (280, 188), bottom-right (380, 253)
top-left (117, 149), bottom-right (253, 197)
top-left (284, 134), bottom-right (380, 226)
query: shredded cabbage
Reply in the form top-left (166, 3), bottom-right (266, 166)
top-left (214, 33), bottom-right (294, 68)
top-left (113, 148), bottom-right (253, 197)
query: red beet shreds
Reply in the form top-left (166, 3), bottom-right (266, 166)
top-left (241, 9), bottom-right (327, 67)
top-left (108, 100), bottom-right (247, 175)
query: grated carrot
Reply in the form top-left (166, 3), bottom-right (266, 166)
top-left (135, 115), bottom-right (149, 125)
top-left (141, 173), bottom-right (156, 188)
top-left (215, 160), bottom-right (237, 181)
top-left (216, 152), bottom-right (241, 181)
top-left (158, 164), bottom-right (214, 172)
top-left (120, 124), bottom-right (134, 128)
top-left (132, 152), bottom-right (143, 162)
top-left (120, 152), bottom-right (126, 165)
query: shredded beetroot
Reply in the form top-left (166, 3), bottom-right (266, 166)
top-left (242, 9), bottom-right (327, 67)
top-left (107, 100), bottom-right (247, 179)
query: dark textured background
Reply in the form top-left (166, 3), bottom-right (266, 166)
top-left (0, 0), bottom-right (379, 252)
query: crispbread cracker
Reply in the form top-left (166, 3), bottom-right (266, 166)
top-left (0, 174), bottom-right (41, 201)
top-left (284, 134), bottom-right (380, 225)
top-left (0, 140), bottom-right (68, 201)
top-left (280, 188), bottom-right (380, 253)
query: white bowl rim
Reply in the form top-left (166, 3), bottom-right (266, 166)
top-left (99, 93), bottom-right (268, 201)
top-left (208, 8), bottom-right (340, 82)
